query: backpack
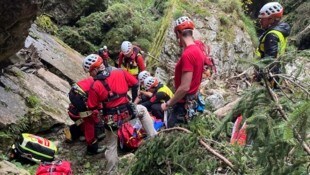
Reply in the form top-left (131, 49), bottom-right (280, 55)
top-left (9, 133), bottom-right (57, 163)
top-left (36, 160), bottom-right (72, 175)
top-left (195, 40), bottom-right (217, 73)
top-left (117, 121), bottom-right (145, 150)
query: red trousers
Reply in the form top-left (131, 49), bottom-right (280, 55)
top-left (80, 115), bottom-right (100, 145)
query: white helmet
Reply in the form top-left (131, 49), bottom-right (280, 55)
top-left (82, 54), bottom-right (103, 73)
top-left (138, 71), bottom-right (151, 83)
top-left (258, 2), bottom-right (283, 19)
top-left (143, 76), bottom-right (159, 90)
top-left (121, 41), bottom-right (133, 55)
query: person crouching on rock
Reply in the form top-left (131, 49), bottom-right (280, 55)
top-left (140, 76), bottom-right (173, 120)
top-left (133, 70), bottom-right (153, 104)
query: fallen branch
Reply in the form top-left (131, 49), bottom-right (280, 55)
top-left (272, 74), bottom-right (310, 96)
top-left (160, 127), bottom-right (238, 172)
top-left (159, 127), bottom-right (192, 134)
top-left (227, 68), bottom-right (251, 80)
top-left (199, 139), bottom-right (237, 172)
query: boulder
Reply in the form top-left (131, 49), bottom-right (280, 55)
top-left (1, 67), bottom-right (72, 131)
top-left (205, 93), bottom-right (225, 111)
top-left (25, 24), bottom-right (87, 83)
top-left (0, 25), bottom-right (87, 132)
top-left (0, 160), bottom-right (30, 175)
top-left (0, 85), bottom-right (27, 129)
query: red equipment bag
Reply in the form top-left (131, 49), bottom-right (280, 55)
top-left (118, 122), bottom-right (145, 150)
top-left (230, 115), bottom-right (247, 146)
top-left (36, 160), bottom-right (72, 175)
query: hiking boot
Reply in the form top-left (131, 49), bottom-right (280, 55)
top-left (86, 145), bottom-right (106, 155)
top-left (86, 141), bottom-right (106, 155)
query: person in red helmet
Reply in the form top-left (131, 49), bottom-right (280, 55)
top-left (83, 54), bottom-right (157, 174)
top-left (161, 16), bottom-right (204, 127)
top-left (255, 2), bottom-right (290, 88)
top-left (66, 77), bottom-right (106, 155)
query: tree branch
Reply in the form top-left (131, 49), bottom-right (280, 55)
top-left (272, 74), bottom-right (310, 96)
top-left (159, 127), bottom-right (192, 134)
top-left (160, 127), bottom-right (238, 172)
top-left (199, 139), bottom-right (238, 172)
top-left (263, 75), bottom-right (310, 155)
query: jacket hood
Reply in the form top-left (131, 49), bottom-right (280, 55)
top-left (271, 22), bottom-right (291, 37)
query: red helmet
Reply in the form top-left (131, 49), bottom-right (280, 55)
top-left (174, 16), bottom-right (195, 33)
top-left (83, 54), bottom-right (103, 73)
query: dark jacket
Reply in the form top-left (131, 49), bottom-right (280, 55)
top-left (258, 22), bottom-right (291, 58)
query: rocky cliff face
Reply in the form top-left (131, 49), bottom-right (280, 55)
top-left (154, 8), bottom-right (254, 84)
top-left (0, 0), bottom-right (40, 63)
top-left (0, 24), bottom-right (86, 140)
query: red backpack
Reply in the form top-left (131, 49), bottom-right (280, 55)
top-left (195, 40), bottom-right (217, 73)
top-left (118, 122), bottom-right (145, 150)
top-left (36, 160), bottom-right (72, 175)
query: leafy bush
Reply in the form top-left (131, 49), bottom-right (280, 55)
top-left (58, 26), bottom-right (97, 55)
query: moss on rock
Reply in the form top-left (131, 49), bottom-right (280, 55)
top-left (35, 15), bottom-right (58, 35)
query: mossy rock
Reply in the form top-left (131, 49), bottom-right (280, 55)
top-left (35, 15), bottom-right (58, 35)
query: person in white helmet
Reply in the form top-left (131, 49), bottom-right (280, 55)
top-left (118, 41), bottom-right (146, 102)
top-left (255, 2), bottom-right (291, 88)
top-left (118, 41), bottom-right (146, 77)
top-left (82, 54), bottom-right (157, 174)
top-left (141, 76), bottom-right (173, 119)
top-left (134, 70), bottom-right (153, 104)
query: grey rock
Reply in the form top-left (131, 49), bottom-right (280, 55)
top-left (205, 93), bottom-right (225, 111)
top-left (0, 85), bottom-right (27, 129)
top-left (0, 160), bottom-right (30, 175)
top-left (25, 24), bottom-right (87, 83)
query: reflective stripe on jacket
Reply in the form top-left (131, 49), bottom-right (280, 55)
top-left (256, 30), bottom-right (288, 58)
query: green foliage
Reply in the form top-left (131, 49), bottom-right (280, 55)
top-left (58, 26), bottom-right (97, 55)
top-left (66, 1), bottom-right (161, 56)
top-left (213, 48), bottom-right (310, 174)
top-left (122, 115), bottom-right (233, 175)
top-left (35, 15), bottom-right (58, 35)
top-left (25, 95), bottom-right (40, 108)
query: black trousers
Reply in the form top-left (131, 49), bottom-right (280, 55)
top-left (167, 103), bottom-right (187, 128)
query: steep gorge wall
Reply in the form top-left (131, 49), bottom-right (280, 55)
top-left (0, 0), bottom-right (40, 63)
